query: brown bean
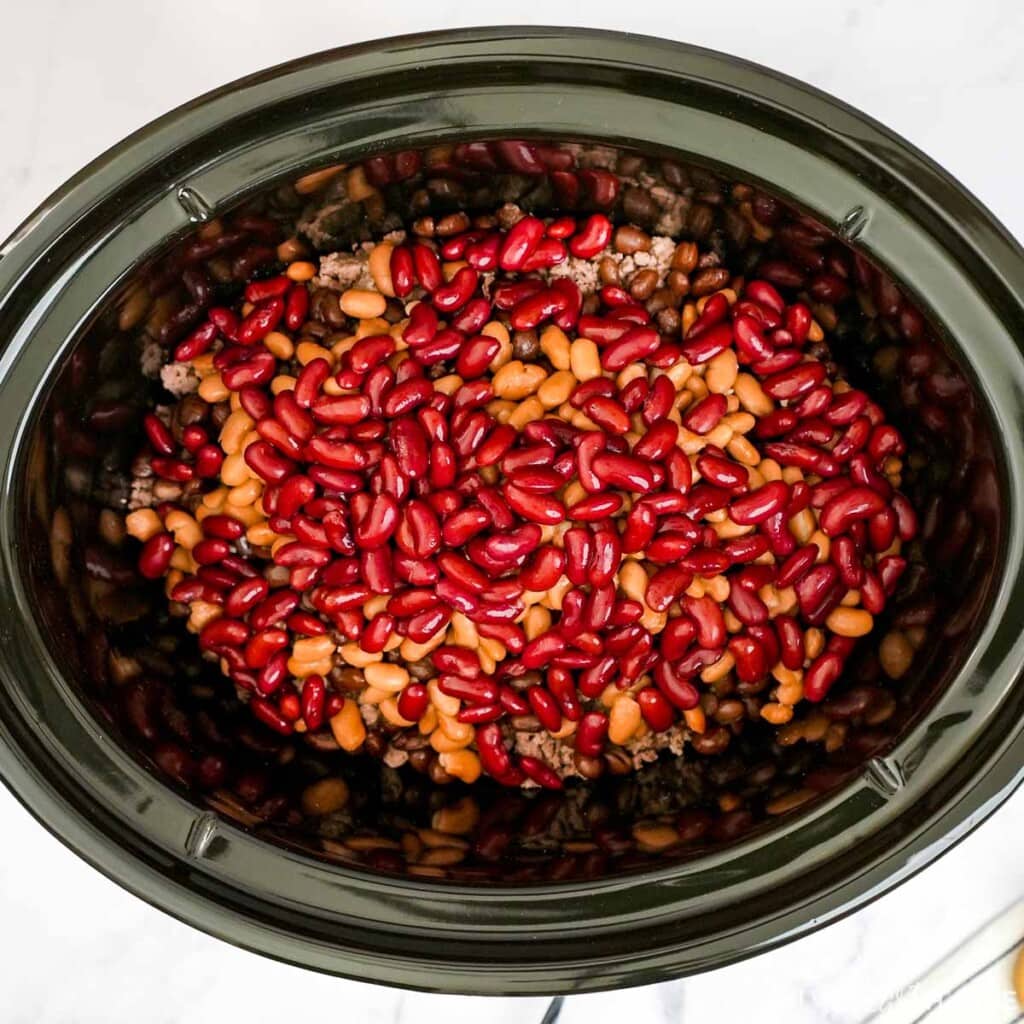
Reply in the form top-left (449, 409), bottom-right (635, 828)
top-left (614, 225), bottom-right (651, 254)
top-left (671, 241), bottom-right (699, 274)
top-left (691, 268), bottom-right (731, 296)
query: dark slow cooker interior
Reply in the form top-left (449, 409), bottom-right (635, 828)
top-left (20, 139), bottom-right (1002, 883)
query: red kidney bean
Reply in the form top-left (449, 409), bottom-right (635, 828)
top-left (284, 284), bottom-right (309, 331)
top-left (430, 647), bottom-right (481, 678)
top-left (308, 394), bottom-right (371, 427)
top-left (410, 243), bottom-right (443, 292)
top-left (729, 635), bottom-right (767, 683)
top-left (286, 611), bottom-right (327, 637)
top-left (568, 214), bottom-right (613, 259)
top-left (517, 755), bottom-right (564, 790)
top-left (590, 453), bottom-right (657, 493)
top-left (686, 293), bottom-right (730, 337)
top-left (637, 687), bottom-right (675, 731)
top-left (865, 507), bottom-right (897, 552)
top-left (621, 500), bottom-right (656, 554)
top-left (878, 555), bottom-right (907, 595)
top-left (640, 375), bottom-right (675, 426)
top-left (257, 417), bottom-right (304, 460)
top-left (521, 631), bottom-right (565, 670)
top-left (645, 566), bottom-right (693, 612)
top-left (290, 360), bottom-right (329, 411)
top-left (448, 297), bottom-right (490, 336)
top-left (527, 687), bottom-right (563, 732)
top-left (476, 722), bottom-right (513, 780)
top-left (181, 424), bottom-right (208, 453)
top-left (860, 570), bottom-right (886, 615)
top-left (192, 537), bottom-right (230, 566)
top-left (727, 584), bottom-right (769, 625)
top-left (584, 528), bottom-right (618, 588)
top-left (745, 279), bottom-right (785, 314)
top-left (567, 493), bottom-right (623, 521)
top-left (403, 302), bottom-right (439, 349)
top-left (493, 279), bottom-right (545, 311)
top-left (174, 320), bottom-right (219, 361)
top-left (244, 275), bottom-right (290, 304)
top-left (682, 393), bottom-right (728, 435)
top-left (237, 298), bottom-right (285, 345)
top-left (786, 418), bottom-right (834, 446)
top-left (547, 277), bottom-right (582, 330)
top-left (631, 419), bottom-right (677, 462)
top-left (793, 385), bottom-right (833, 421)
top-left (440, 674), bottom-right (499, 705)
top-left (255, 651), bottom-right (288, 696)
top-left (733, 314), bottom-right (774, 362)
top-left (433, 267), bottom-right (478, 313)
top-left (584, 396), bottom-right (631, 434)
top-left (510, 288), bottom-right (568, 330)
top-left (464, 234), bottom-right (501, 271)
top-left (601, 326), bottom-right (660, 371)
top-left (771, 614), bottom-right (803, 671)
top-left (504, 483), bottom-right (565, 525)
top-left (143, 413), bottom-right (175, 456)
top-left (822, 390), bottom-right (866, 428)
top-left (804, 652), bottom-right (844, 702)
top-left (723, 534), bottom-right (770, 564)
top-left (762, 361), bottom-right (827, 401)
top-left (455, 335), bottom-right (501, 379)
top-left (830, 417), bottom-right (870, 462)
top-left (519, 546), bottom-right (565, 591)
top-left (681, 322), bottom-right (732, 364)
top-left (619, 377), bottom-right (648, 415)
top-left (509, 466), bottom-right (567, 493)
top-left (648, 525), bottom-right (699, 559)
top-left (149, 456), bottom-right (193, 482)
top-left (681, 595), bottom-right (726, 649)
top-left (192, 444), bottom-right (223, 478)
top-left (575, 712), bottom-right (609, 757)
top-left (795, 564), bottom-right (843, 621)
top-left (224, 577), bottom-right (269, 618)
top-left (729, 481), bottom-right (790, 525)
top-left (242, 441), bottom-right (293, 485)
top-left (198, 617), bottom-right (250, 653)
top-left (250, 698), bottom-right (293, 734)
top-left (830, 535), bottom-right (864, 588)
top-left (298, 675), bottom-right (326, 731)
top-left (405, 605), bottom-right (451, 643)
top-left (498, 216), bottom-right (545, 271)
top-left (397, 684), bottom-right (429, 722)
top-left (654, 660), bottom-right (700, 710)
top-left (696, 452), bottom-right (749, 490)
top-left (571, 655), bottom-right (613, 699)
top-left (772, 546), bottom-right (818, 590)
top-left (138, 532), bottom-right (175, 579)
top-left (571, 378), bottom-right (616, 409)
top-left (656, 618), bottom-right (695, 663)
top-left (819, 486), bottom-right (888, 537)
top-left (273, 541), bottom-right (331, 569)
top-left (542, 666), bottom-right (580, 722)
top-left (891, 493), bottom-right (918, 541)
top-left (755, 410), bottom-right (799, 439)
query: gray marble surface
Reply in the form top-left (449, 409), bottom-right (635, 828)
top-left (3, 2), bottom-right (1024, 1020)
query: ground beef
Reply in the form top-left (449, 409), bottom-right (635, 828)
top-left (159, 361), bottom-right (199, 397)
top-left (314, 250), bottom-right (373, 292)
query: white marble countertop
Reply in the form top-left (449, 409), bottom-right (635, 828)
top-left (3, 2), bottom-right (1024, 1021)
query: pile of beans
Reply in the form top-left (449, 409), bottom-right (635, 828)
top-left (125, 202), bottom-right (918, 790)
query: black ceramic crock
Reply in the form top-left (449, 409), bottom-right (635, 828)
top-left (1, 28), bottom-right (1023, 995)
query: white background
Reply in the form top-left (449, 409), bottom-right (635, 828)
top-left (3, 2), bottom-right (1024, 1022)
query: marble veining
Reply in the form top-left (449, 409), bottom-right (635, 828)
top-left (3, 1), bottom-right (1024, 1020)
